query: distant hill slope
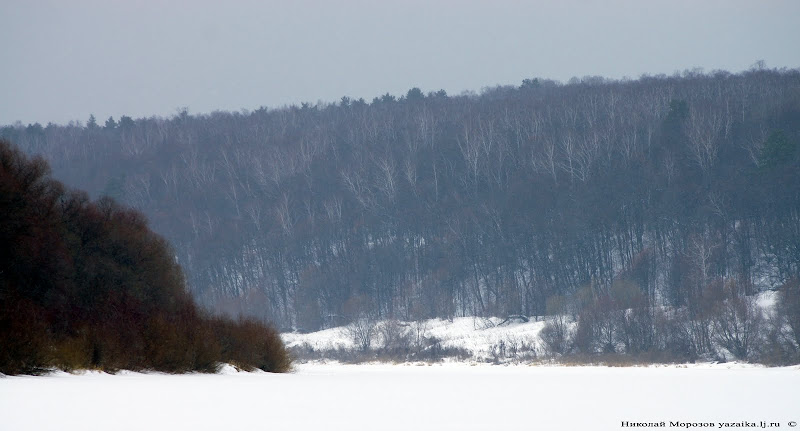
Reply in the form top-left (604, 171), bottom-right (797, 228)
top-left (0, 139), bottom-right (289, 375)
top-left (3, 68), bottom-right (799, 335)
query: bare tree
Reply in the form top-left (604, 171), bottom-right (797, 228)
top-left (685, 106), bottom-right (724, 175)
top-left (275, 193), bottom-right (294, 236)
top-left (347, 317), bottom-right (377, 352)
top-left (374, 156), bottom-right (397, 199)
top-left (712, 295), bottom-right (763, 360)
top-left (774, 280), bottom-right (800, 353)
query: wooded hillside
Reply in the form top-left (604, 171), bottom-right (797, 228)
top-left (3, 68), bottom-right (799, 335)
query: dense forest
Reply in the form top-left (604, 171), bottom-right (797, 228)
top-left (0, 140), bottom-right (290, 375)
top-left (3, 67), bottom-right (799, 347)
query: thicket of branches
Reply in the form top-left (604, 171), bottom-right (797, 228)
top-left (539, 277), bottom-right (800, 364)
top-left (3, 68), bottom-right (799, 341)
top-left (0, 140), bottom-right (290, 375)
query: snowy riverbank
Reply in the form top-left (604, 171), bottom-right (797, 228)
top-left (2, 362), bottom-right (798, 431)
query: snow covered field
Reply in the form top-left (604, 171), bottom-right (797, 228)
top-left (2, 362), bottom-right (798, 431)
top-left (284, 292), bottom-right (782, 363)
top-left (283, 316), bottom-right (547, 361)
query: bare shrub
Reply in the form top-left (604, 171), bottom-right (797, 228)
top-left (413, 336), bottom-right (470, 362)
top-left (710, 294), bottom-right (763, 360)
top-left (503, 334), bottom-right (532, 359)
top-left (540, 318), bottom-right (571, 357)
top-left (760, 280), bottom-right (800, 364)
top-left (488, 335), bottom-right (537, 363)
top-left (347, 317), bottom-right (377, 352)
top-left (777, 279), bottom-right (800, 350)
top-left (690, 279), bottom-right (765, 361)
top-left (594, 298), bottom-right (619, 354)
top-left (610, 280), bottom-right (654, 354)
top-left (489, 339), bottom-right (507, 363)
top-left (652, 308), bottom-right (695, 362)
top-left (378, 319), bottom-right (411, 353)
top-left (541, 295), bottom-right (573, 356)
top-left (572, 311), bottom-right (596, 354)
top-left (408, 320), bottom-right (430, 355)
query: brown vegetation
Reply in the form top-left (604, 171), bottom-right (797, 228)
top-left (0, 139), bottom-right (290, 375)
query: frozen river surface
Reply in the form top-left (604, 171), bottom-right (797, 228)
top-left (1, 362), bottom-right (798, 431)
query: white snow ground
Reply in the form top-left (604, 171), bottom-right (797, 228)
top-left (2, 362), bottom-right (798, 431)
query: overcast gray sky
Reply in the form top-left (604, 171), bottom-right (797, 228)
top-left (1, 0), bottom-right (799, 126)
